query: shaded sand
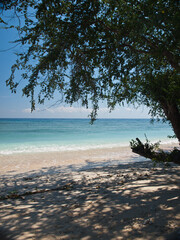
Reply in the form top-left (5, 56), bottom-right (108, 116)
top-left (0, 144), bottom-right (179, 239)
top-left (0, 160), bottom-right (180, 239)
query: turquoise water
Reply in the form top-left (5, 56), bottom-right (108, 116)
top-left (0, 118), bottom-right (176, 155)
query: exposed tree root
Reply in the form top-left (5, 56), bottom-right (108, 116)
top-left (0, 182), bottom-right (74, 201)
top-left (130, 138), bottom-right (180, 165)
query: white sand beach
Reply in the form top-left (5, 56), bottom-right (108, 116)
top-left (0, 143), bottom-right (178, 176)
top-left (0, 144), bottom-right (179, 240)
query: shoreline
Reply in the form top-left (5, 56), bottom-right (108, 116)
top-left (0, 139), bottom-right (178, 155)
top-left (0, 143), bottom-right (179, 177)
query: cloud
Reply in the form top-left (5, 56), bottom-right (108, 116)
top-left (22, 105), bottom-right (139, 116)
top-left (124, 107), bottom-right (133, 112)
top-left (22, 108), bottom-right (31, 113)
top-left (22, 106), bottom-right (93, 115)
top-left (46, 106), bottom-right (92, 113)
top-left (22, 108), bottom-right (40, 113)
top-left (46, 106), bottom-right (112, 114)
top-left (98, 107), bottom-right (109, 113)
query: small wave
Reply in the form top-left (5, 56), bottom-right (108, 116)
top-left (0, 142), bottom-right (130, 155)
top-left (152, 138), bottom-right (179, 145)
top-left (0, 137), bottom-right (178, 155)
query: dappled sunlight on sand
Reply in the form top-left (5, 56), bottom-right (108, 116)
top-left (0, 161), bottom-right (179, 240)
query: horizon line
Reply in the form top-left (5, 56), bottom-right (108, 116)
top-left (0, 117), bottom-right (152, 120)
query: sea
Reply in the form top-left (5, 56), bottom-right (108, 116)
top-left (0, 118), bottom-right (177, 155)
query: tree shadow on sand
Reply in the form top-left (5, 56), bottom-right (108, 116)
top-left (0, 161), bottom-right (179, 240)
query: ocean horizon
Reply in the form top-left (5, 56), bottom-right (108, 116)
top-left (0, 118), bottom-right (177, 155)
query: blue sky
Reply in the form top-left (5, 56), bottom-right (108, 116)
top-left (0, 15), bottom-right (150, 119)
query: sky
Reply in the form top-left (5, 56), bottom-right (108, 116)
top-left (0, 13), bottom-right (151, 119)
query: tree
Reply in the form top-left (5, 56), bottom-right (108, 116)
top-left (1, 0), bottom-right (180, 142)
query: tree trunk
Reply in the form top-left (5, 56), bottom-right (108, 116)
top-left (161, 101), bottom-right (180, 144)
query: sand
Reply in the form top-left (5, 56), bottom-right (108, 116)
top-left (0, 143), bottom-right (178, 176)
top-left (0, 146), bottom-right (148, 177)
top-left (0, 145), bottom-right (180, 240)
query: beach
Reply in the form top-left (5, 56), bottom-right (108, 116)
top-left (0, 143), bottom-right (178, 176)
top-left (0, 146), bottom-right (147, 177)
top-left (0, 144), bottom-right (180, 240)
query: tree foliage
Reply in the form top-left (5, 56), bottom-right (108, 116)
top-left (1, 0), bottom-right (180, 140)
